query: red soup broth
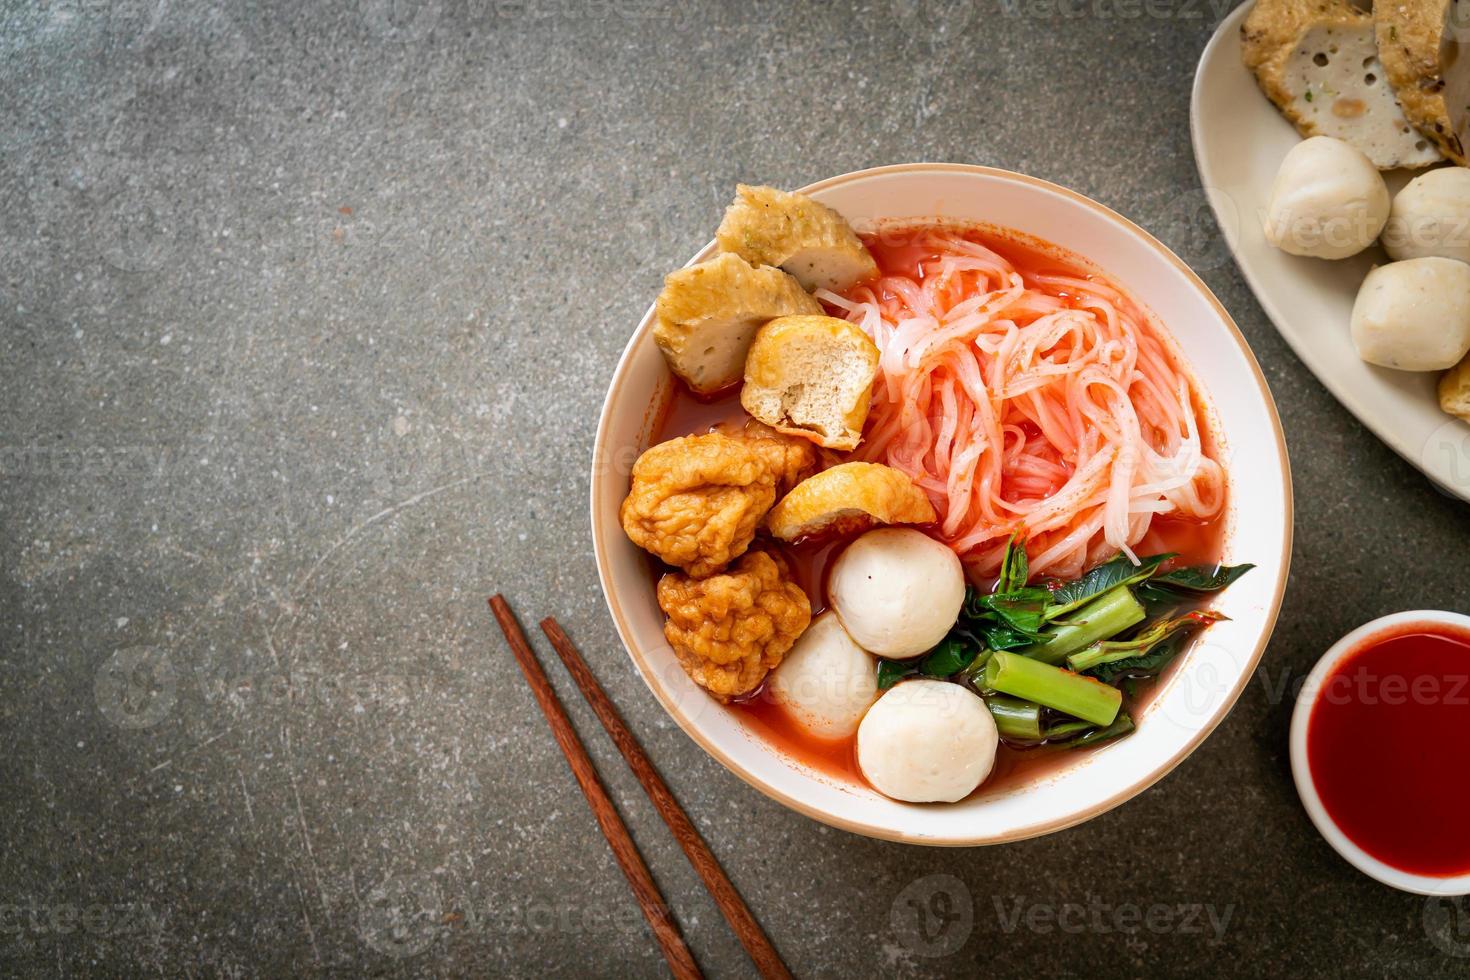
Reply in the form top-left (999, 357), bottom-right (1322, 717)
top-left (1306, 622), bottom-right (1470, 876)
top-left (646, 225), bottom-right (1228, 797)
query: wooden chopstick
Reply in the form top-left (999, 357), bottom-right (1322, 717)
top-left (487, 596), bottom-right (702, 980)
top-left (539, 617), bottom-right (794, 980)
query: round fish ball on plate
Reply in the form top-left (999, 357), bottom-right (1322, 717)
top-left (828, 527), bottom-right (965, 660)
top-left (857, 679), bottom-right (999, 803)
top-left (1350, 257), bottom-right (1470, 371)
top-left (1383, 168), bottom-right (1470, 264)
top-left (1263, 136), bottom-right (1390, 260)
top-left (767, 611), bottom-right (878, 739)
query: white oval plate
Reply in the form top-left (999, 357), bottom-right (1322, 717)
top-left (1191, 2), bottom-right (1470, 501)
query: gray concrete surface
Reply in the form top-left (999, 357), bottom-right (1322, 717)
top-left (4, 0), bottom-right (1470, 976)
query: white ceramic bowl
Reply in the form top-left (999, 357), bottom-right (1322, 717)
top-left (1289, 610), bottom-right (1470, 895)
top-left (591, 163), bottom-right (1292, 845)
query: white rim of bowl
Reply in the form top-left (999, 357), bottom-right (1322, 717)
top-left (1289, 609), bottom-right (1470, 895)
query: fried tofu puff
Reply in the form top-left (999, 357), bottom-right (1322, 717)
top-left (742, 314), bottom-right (880, 451)
top-left (658, 549), bottom-right (811, 700)
top-left (653, 253), bottom-right (822, 396)
top-left (715, 185), bottom-right (879, 292)
top-left (1440, 352), bottom-right (1470, 422)
top-left (620, 431), bottom-right (816, 578)
top-left (767, 462), bottom-right (936, 542)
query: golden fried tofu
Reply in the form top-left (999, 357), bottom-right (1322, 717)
top-left (658, 549), bottom-right (811, 700)
top-left (1440, 351), bottom-right (1470, 423)
top-left (767, 462), bottom-right (936, 542)
top-left (742, 314), bottom-right (879, 450)
top-left (716, 185), bottom-right (879, 292)
top-left (619, 431), bottom-right (816, 578)
top-left (653, 253), bottom-right (821, 396)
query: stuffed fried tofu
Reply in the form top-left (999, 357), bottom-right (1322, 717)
top-left (652, 252), bottom-right (821, 396)
top-left (716, 184), bottom-right (880, 292)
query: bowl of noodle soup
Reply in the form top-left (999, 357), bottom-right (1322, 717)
top-left (592, 164), bottom-right (1291, 844)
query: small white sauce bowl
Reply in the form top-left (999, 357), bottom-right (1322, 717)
top-left (1289, 609), bottom-right (1470, 895)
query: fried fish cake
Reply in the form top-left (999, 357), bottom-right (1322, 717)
top-left (653, 253), bottom-right (821, 396)
top-left (620, 431), bottom-right (816, 577)
top-left (658, 549), bottom-right (811, 700)
top-left (716, 185), bottom-right (879, 292)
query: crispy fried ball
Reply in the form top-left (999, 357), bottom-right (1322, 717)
top-left (620, 430), bottom-right (815, 578)
top-left (738, 422), bottom-right (818, 495)
top-left (658, 549), bottom-right (811, 700)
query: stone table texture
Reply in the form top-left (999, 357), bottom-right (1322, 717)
top-left (3, 0), bottom-right (1469, 976)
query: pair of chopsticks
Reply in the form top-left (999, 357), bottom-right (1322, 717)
top-left (488, 595), bottom-right (791, 980)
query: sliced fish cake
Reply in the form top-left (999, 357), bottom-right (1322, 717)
top-left (1243, 0), bottom-right (1442, 169)
top-left (1375, 0), bottom-right (1470, 165)
top-left (652, 252), bottom-right (822, 396)
top-left (716, 185), bottom-right (879, 292)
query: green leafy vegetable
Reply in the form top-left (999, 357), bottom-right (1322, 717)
top-left (1068, 711), bottom-right (1135, 748)
top-left (996, 533), bottom-right (1029, 594)
top-left (979, 587), bottom-right (1053, 635)
top-left (1019, 586), bottom-right (1145, 665)
top-left (876, 659), bottom-right (915, 690)
top-left (1122, 676), bottom-right (1149, 699)
top-left (1149, 563), bottom-right (1255, 592)
top-left (1137, 562), bottom-right (1255, 614)
top-left (957, 648), bottom-right (995, 686)
top-left (952, 576), bottom-right (1052, 660)
top-left (1132, 582), bottom-right (1186, 616)
top-left (919, 637), bottom-right (978, 678)
top-left (960, 586), bottom-right (991, 621)
top-left (979, 625), bottom-right (1042, 652)
top-left (1042, 552), bottom-right (1175, 621)
top-left (1068, 610), bottom-right (1226, 674)
top-left (904, 547), bottom-right (1248, 753)
top-left (983, 651), bottom-right (1123, 726)
top-left (1040, 711), bottom-right (1136, 749)
top-left (1088, 635), bottom-right (1190, 685)
top-left (985, 694), bottom-right (1043, 741)
top-left (1042, 719), bottom-right (1093, 742)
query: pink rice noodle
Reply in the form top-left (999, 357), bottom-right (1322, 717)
top-left (817, 229), bottom-right (1225, 581)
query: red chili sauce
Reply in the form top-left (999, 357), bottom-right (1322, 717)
top-left (1306, 622), bottom-right (1470, 876)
